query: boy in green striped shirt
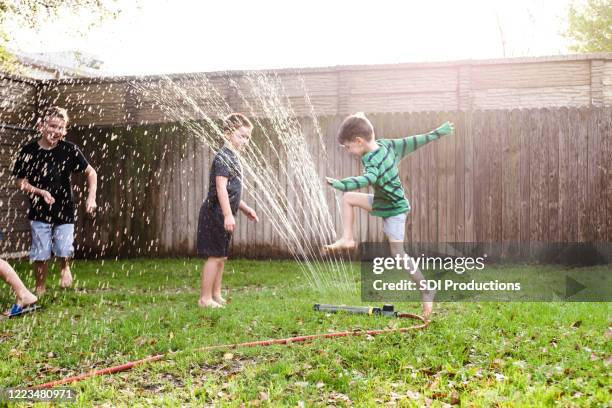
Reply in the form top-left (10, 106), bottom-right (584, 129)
top-left (324, 112), bottom-right (454, 319)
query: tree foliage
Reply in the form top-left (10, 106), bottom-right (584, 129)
top-left (0, 0), bottom-right (122, 72)
top-left (565, 0), bottom-right (612, 53)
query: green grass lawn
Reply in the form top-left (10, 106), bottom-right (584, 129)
top-left (0, 259), bottom-right (610, 407)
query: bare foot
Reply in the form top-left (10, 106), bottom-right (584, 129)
top-left (60, 268), bottom-right (73, 288)
top-left (17, 292), bottom-right (38, 308)
top-left (422, 289), bottom-right (436, 321)
top-left (35, 286), bottom-right (46, 296)
top-left (422, 302), bottom-right (433, 321)
top-left (213, 295), bottom-right (227, 305)
top-left (1, 292), bottom-right (38, 319)
top-left (198, 299), bottom-right (223, 308)
top-left (323, 238), bottom-right (356, 252)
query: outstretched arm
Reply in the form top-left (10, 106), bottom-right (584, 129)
top-left (390, 121), bottom-right (454, 160)
top-left (326, 164), bottom-right (379, 192)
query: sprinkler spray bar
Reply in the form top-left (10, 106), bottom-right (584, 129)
top-left (313, 303), bottom-right (399, 318)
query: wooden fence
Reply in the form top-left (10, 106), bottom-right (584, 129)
top-left (2, 58), bottom-right (612, 259)
top-left (0, 75), bottom-right (38, 256)
top-left (40, 53), bottom-right (612, 125)
top-left (39, 106), bottom-right (610, 258)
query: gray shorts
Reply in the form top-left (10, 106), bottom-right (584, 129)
top-left (368, 195), bottom-right (407, 241)
top-left (29, 221), bottom-right (75, 261)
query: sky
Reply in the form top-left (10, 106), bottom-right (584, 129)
top-left (5, 0), bottom-right (577, 76)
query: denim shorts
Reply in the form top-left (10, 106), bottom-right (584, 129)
top-left (29, 221), bottom-right (75, 261)
top-left (368, 195), bottom-right (407, 241)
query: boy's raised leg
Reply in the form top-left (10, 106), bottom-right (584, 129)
top-left (0, 259), bottom-right (37, 310)
top-left (388, 241), bottom-right (436, 320)
top-left (59, 258), bottom-right (73, 288)
top-left (212, 258), bottom-right (227, 305)
top-left (199, 257), bottom-right (223, 308)
top-left (34, 261), bottom-right (48, 295)
top-left (324, 192), bottom-right (372, 251)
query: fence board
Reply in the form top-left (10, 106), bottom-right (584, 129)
top-left (576, 108), bottom-right (589, 242)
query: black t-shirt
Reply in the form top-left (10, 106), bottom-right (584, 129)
top-left (204, 146), bottom-right (242, 215)
top-left (12, 140), bottom-right (90, 224)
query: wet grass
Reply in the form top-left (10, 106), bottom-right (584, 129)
top-left (0, 258), bottom-right (610, 407)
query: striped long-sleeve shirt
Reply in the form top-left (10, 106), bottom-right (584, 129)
top-left (330, 122), bottom-right (453, 218)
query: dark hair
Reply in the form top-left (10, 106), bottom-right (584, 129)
top-left (223, 112), bottom-right (253, 133)
top-left (337, 112), bottom-right (374, 144)
top-left (40, 106), bottom-right (69, 125)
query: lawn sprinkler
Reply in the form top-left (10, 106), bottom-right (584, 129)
top-left (313, 303), bottom-right (400, 317)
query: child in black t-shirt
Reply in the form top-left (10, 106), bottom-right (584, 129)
top-left (197, 113), bottom-right (259, 308)
top-left (11, 106), bottom-right (98, 295)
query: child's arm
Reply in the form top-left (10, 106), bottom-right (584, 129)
top-left (239, 200), bottom-right (259, 222)
top-left (15, 178), bottom-right (55, 205)
top-left (390, 121), bottom-right (454, 161)
top-left (216, 176), bottom-right (235, 232)
top-left (84, 165), bottom-right (97, 214)
top-left (11, 147), bottom-right (55, 204)
top-left (326, 163), bottom-right (379, 192)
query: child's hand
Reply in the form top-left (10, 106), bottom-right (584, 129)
top-left (325, 177), bottom-right (344, 191)
top-left (242, 206), bottom-right (259, 222)
top-left (326, 177), bottom-right (338, 186)
top-left (40, 190), bottom-right (55, 205)
top-left (224, 214), bottom-right (236, 232)
top-left (86, 197), bottom-right (97, 214)
top-left (437, 121), bottom-right (454, 136)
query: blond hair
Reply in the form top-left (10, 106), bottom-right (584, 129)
top-left (40, 106), bottom-right (69, 125)
top-left (222, 112), bottom-right (253, 133)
